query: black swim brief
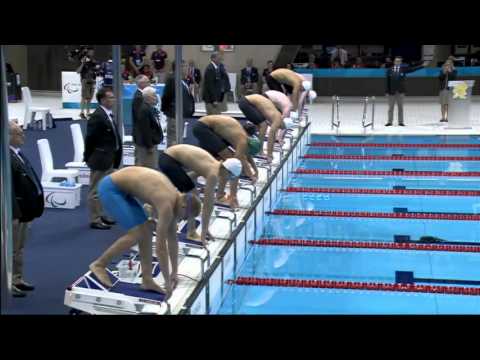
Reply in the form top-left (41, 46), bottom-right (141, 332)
top-left (238, 97), bottom-right (266, 125)
top-left (158, 152), bottom-right (195, 193)
top-left (192, 121), bottom-right (232, 157)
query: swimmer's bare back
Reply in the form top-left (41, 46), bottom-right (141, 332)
top-left (166, 144), bottom-right (220, 179)
top-left (110, 166), bottom-right (178, 206)
top-left (245, 94), bottom-right (283, 126)
top-left (198, 115), bottom-right (247, 149)
top-left (270, 68), bottom-right (304, 87)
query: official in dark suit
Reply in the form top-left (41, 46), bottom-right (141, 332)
top-left (9, 120), bottom-right (44, 297)
top-left (161, 60), bottom-right (195, 147)
top-left (134, 86), bottom-right (164, 167)
top-left (131, 75), bottom-right (150, 166)
top-left (202, 52), bottom-right (224, 115)
top-left (84, 88), bottom-right (122, 230)
top-left (240, 58), bottom-right (260, 96)
top-left (385, 56), bottom-right (427, 126)
top-left (218, 52), bottom-right (231, 113)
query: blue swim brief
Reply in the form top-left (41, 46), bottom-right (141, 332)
top-left (98, 175), bottom-right (148, 231)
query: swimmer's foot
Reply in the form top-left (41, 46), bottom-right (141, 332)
top-left (89, 262), bottom-right (113, 288)
top-left (141, 278), bottom-right (166, 295)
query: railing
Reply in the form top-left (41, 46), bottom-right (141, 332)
top-left (179, 122), bottom-right (311, 314)
top-left (361, 96), bottom-right (375, 131)
top-left (331, 96), bottom-right (340, 131)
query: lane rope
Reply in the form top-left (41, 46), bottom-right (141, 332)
top-left (303, 154), bottom-right (480, 161)
top-left (268, 209), bottom-right (480, 221)
top-left (227, 277), bottom-right (480, 296)
top-left (250, 238), bottom-right (480, 253)
top-left (284, 187), bottom-right (480, 197)
top-left (309, 142), bottom-right (480, 149)
top-left (295, 169), bottom-right (480, 177)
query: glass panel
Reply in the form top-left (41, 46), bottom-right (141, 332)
top-left (208, 263), bottom-right (223, 314)
top-left (190, 287), bottom-right (206, 315)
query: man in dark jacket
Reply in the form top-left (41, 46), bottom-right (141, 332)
top-left (202, 52), bottom-right (224, 115)
top-left (134, 86), bottom-right (164, 167)
top-left (161, 60), bottom-right (195, 147)
top-left (240, 58), bottom-right (259, 96)
top-left (385, 56), bottom-right (428, 126)
top-left (84, 88), bottom-right (123, 230)
top-left (9, 120), bottom-right (44, 297)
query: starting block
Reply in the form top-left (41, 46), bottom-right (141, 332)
top-left (42, 181), bottom-right (81, 209)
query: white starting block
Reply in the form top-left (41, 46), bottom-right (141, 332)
top-left (42, 181), bottom-right (82, 209)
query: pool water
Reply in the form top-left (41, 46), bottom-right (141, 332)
top-left (217, 135), bottom-right (480, 314)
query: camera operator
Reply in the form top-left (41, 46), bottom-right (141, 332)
top-left (76, 47), bottom-right (99, 120)
top-left (439, 59), bottom-right (457, 123)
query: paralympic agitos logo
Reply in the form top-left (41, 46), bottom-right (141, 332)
top-left (64, 82), bottom-right (81, 94)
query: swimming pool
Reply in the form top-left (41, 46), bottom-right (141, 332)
top-left (217, 134), bottom-right (480, 314)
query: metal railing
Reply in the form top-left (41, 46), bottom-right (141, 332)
top-left (331, 95), bottom-right (340, 131)
top-left (178, 122), bottom-right (311, 314)
top-left (361, 96), bottom-right (375, 131)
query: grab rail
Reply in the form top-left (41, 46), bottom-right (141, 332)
top-left (361, 96), bottom-right (375, 131)
top-left (331, 95), bottom-right (340, 131)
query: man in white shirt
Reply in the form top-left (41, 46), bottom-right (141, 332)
top-left (330, 45), bottom-right (348, 67)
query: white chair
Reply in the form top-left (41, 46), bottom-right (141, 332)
top-left (228, 73), bottom-right (237, 103)
top-left (70, 124), bottom-right (85, 163)
top-left (37, 138), bottom-right (79, 183)
top-left (122, 124), bottom-right (133, 143)
top-left (22, 87), bottom-right (52, 131)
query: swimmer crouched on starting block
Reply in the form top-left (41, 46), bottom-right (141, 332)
top-left (238, 93), bottom-right (295, 163)
top-left (192, 115), bottom-right (262, 209)
top-left (89, 166), bottom-right (201, 298)
top-left (158, 144), bottom-right (242, 245)
top-left (265, 68), bottom-right (311, 112)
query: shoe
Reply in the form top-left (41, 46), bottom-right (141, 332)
top-left (12, 285), bottom-right (26, 298)
top-left (90, 222), bottom-right (111, 230)
top-left (101, 216), bottom-right (116, 225)
top-left (440, 118), bottom-right (448, 122)
top-left (79, 113), bottom-right (86, 120)
top-left (399, 123), bottom-right (405, 127)
top-left (14, 281), bottom-right (35, 291)
top-left (385, 123), bottom-right (393, 127)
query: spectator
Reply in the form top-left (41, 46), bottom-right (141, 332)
top-left (352, 57), bottom-right (365, 68)
top-left (76, 47), bottom-right (99, 120)
top-left (140, 64), bottom-right (154, 80)
top-left (151, 45), bottom-right (168, 83)
top-left (100, 58), bottom-right (114, 88)
top-left (186, 60), bottom-right (202, 102)
top-left (381, 57), bottom-right (393, 69)
top-left (9, 120), bottom-right (44, 298)
top-left (330, 45), bottom-right (348, 67)
top-left (262, 60), bottom-right (275, 92)
top-left (133, 86), bottom-right (164, 168)
top-left (218, 50), bottom-right (231, 112)
top-left (438, 59), bottom-right (457, 122)
top-left (307, 54), bottom-right (317, 69)
top-left (129, 45), bottom-right (146, 77)
top-left (385, 56), bottom-right (428, 126)
top-left (240, 58), bottom-right (260, 96)
top-left (331, 59), bottom-right (342, 69)
top-left (202, 52), bottom-right (224, 115)
top-left (161, 60), bottom-right (195, 147)
top-left (84, 88), bottom-right (122, 230)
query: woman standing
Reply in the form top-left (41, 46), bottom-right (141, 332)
top-left (439, 59), bottom-right (457, 122)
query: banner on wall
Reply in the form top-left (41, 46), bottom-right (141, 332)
top-left (62, 71), bottom-right (100, 108)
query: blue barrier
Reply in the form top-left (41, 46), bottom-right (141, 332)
top-left (295, 67), bottom-right (480, 78)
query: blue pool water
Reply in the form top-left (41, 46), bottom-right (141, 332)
top-left (217, 135), bottom-right (480, 314)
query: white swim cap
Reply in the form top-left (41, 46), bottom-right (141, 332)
top-left (308, 90), bottom-right (317, 100)
top-left (302, 80), bottom-right (312, 91)
top-left (283, 117), bottom-right (295, 129)
top-left (222, 158), bottom-right (242, 177)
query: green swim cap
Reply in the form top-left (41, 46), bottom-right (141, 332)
top-left (247, 136), bottom-right (262, 155)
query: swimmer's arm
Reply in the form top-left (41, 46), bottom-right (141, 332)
top-left (155, 205), bottom-right (174, 294)
top-left (291, 85), bottom-right (300, 111)
top-left (167, 219), bottom-right (178, 283)
top-left (236, 141), bottom-right (254, 177)
top-left (267, 121), bottom-right (281, 158)
top-left (201, 174), bottom-right (218, 244)
top-left (246, 155), bottom-right (258, 176)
